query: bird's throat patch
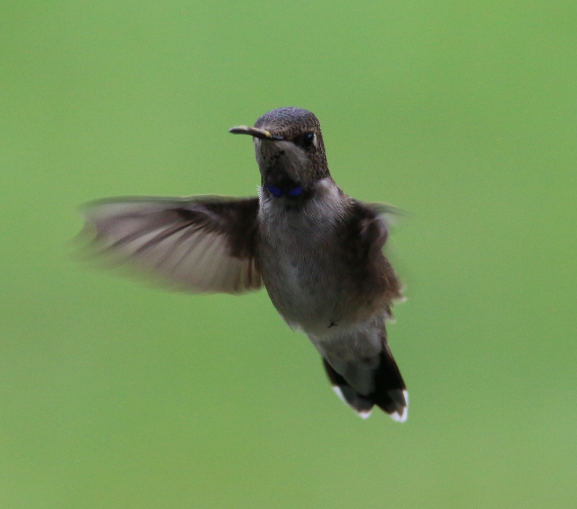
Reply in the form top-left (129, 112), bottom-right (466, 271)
top-left (266, 184), bottom-right (303, 198)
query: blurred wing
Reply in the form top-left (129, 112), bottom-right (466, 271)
top-left (82, 196), bottom-right (262, 294)
top-left (365, 202), bottom-right (407, 229)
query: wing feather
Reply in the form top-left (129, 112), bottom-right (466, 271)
top-left (82, 196), bottom-right (262, 294)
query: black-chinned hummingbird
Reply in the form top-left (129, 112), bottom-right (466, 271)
top-left (82, 107), bottom-right (408, 421)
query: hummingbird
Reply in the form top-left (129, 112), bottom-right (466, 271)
top-left (82, 107), bottom-right (408, 421)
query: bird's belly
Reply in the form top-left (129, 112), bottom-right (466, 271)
top-left (257, 192), bottom-right (383, 335)
top-left (259, 242), bottom-right (349, 334)
top-left (263, 273), bottom-right (336, 333)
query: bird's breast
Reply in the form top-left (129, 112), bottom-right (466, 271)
top-left (256, 185), bottom-right (360, 334)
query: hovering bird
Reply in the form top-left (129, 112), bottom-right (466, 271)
top-left (82, 107), bottom-right (408, 421)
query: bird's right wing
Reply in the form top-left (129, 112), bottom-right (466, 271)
top-left (81, 196), bottom-right (262, 294)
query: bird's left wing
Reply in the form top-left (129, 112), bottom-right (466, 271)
top-left (365, 202), bottom-right (406, 229)
top-left (81, 196), bottom-right (262, 294)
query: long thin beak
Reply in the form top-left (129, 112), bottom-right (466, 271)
top-left (229, 126), bottom-right (283, 140)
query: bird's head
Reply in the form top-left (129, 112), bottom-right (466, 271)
top-left (230, 107), bottom-right (330, 199)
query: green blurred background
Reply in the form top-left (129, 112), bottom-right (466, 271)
top-left (1, 1), bottom-right (576, 507)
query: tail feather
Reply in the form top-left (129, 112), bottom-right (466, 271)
top-left (323, 345), bottom-right (408, 422)
top-left (323, 359), bottom-right (374, 419)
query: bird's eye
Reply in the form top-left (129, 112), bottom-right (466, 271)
top-left (296, 132), bottom-right (315, 150)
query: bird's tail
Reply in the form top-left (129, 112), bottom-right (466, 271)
top-left (322, 343), bottom-right (408, 422)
